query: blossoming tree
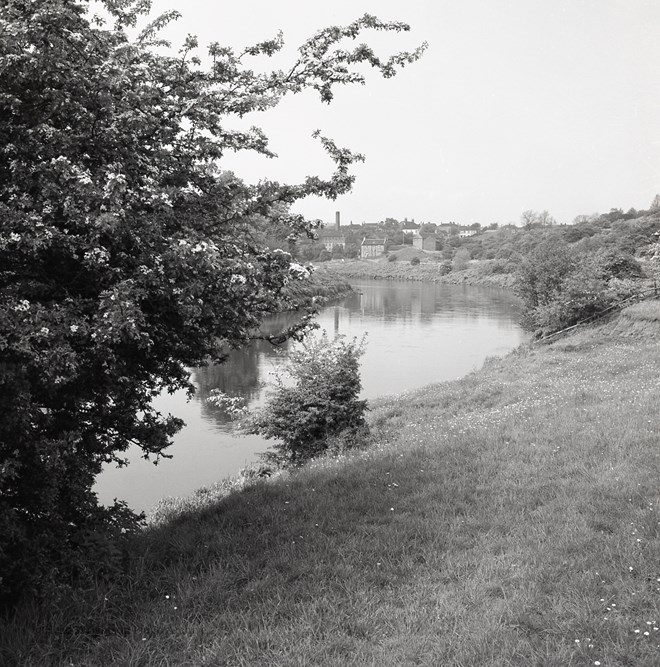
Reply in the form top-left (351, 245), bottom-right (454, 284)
top-left (0, 0), bottom-right (424, 602)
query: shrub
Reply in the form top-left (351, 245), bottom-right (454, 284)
top-left (515, 237), bottom-right (574, 310)
top-left (452, 248), bottom-right (471, 271)
top-left (592, 248), bottom-right (642, 280)
top-left (410, 256), bottom-right (421, 266)
top-left (517, 240), bottom-right (641, 336)
top-left (212, 334), bottom-right (369, 465)
top-left (388, 253), bottom-right (397, 262)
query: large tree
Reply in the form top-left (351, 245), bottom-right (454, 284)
top-left (0, 0), bottom-right (425, 604)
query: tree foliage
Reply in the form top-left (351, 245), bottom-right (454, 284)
top-left (0, 0), bottom-right (425, 604)
top-left (212, 334), bottom-right (369, 465)
top-left (515, 237), bottom-right (642, 336)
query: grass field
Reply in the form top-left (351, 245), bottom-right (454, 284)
top-left (3, 301), bottom-right (660, 666)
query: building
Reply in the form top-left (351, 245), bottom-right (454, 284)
top-left (360, 238), bottom-right (387, 258)
top-left (318, 229), bottom-right (346, 251)
top-left (401, 220), bottom-right (421, 237)
top-left (413, 234), bottom-right (440, 251)
top-left (318, 210), bottom-right (346, 251)
top-left (458, 228), bottom-right (478, 238)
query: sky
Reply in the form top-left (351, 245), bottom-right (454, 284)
top-left (144, 0), bottom-right (660, 227)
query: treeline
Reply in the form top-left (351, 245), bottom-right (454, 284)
top-left (468, 210), bottom-right (660, 336)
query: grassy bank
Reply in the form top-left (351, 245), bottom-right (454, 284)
top-left (4, 302), bottom-right (660, 666)
top-left (317, 255), bottom-right (517, 289)
top-left (284, 266), bottom-right (354, 305)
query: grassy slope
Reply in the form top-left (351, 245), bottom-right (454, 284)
top-left (4, 302), bottom-right (660, 666)
top-left (317, 257), bottom-right (517, 289)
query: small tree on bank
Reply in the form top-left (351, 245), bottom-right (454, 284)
top-left (0, 0), bottom-right (424, 604)
top-left (211, 335), bottom-right (369, 465)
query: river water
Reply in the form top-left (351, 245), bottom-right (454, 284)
top-left (96, 280), bottom-right (527, 512)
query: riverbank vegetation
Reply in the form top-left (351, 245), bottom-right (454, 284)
top-left (319, 211), bottom-right (660, 337)
top-left (4, 301), bottom-right (660, 665)
top-left (282, 266), bottom-right (353, 308)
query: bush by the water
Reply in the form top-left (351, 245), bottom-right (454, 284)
top-left (211, 334), bottom-right (369, 465)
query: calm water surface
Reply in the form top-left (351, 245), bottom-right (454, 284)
top-left (96, 280), bottom-right (526, 512)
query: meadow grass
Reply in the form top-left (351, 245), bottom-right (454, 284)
top-left (3, 303), bottom-right (660, 666)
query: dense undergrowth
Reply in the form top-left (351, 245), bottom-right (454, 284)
top-left (4, 301), bottom-right (660, 666)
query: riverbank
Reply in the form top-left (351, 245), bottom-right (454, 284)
top-left (316, 255), bottom-right (517, 289)
top-left (4, 301), bottom-right (660, 666)
top-left (284, 265), bottom-right (354, 305)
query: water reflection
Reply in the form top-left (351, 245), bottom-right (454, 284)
top-left (96, 280), bottom-right (526, 512)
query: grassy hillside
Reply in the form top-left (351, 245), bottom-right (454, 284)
top-left (4, 300), bottom-right (660, 666)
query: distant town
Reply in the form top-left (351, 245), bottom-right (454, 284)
top-left (305, 205), bottom-right (655, 260)
top-left (316, 213), bottom-right (488, 259)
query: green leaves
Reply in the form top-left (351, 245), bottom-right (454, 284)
top-left (213, 334), bottom-right (369, 466)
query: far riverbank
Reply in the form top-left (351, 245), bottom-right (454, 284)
top-left (314, 255), bottom-right (517, 290)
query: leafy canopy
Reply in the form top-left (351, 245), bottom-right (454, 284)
top-left (0, 0), bottom-right (425, 604)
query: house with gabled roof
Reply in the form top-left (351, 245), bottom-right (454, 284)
top-left (401, 220), bottom-right (421, 237)
top-left (360, 238), bottom-right (387, 258)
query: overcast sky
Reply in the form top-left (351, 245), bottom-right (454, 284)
top-left (146, 0), bottom-right (660, 226)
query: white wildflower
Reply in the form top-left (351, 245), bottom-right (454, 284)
top-left (289, 262), bottom-right (311, 279)
top-left (14, 300), bottom-right (30, 312)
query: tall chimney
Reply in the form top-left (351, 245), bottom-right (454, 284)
top-left (335, 211), bottom-right (341, 230)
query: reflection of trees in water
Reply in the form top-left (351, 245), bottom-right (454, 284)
top-left (188, 283), bottom-right (522, 427)
top-left (191, 311), bottom-right (303, 426)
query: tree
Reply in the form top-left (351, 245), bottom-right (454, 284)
top-left (0, 0), bottom-right (425, 604)
top-left (537, 210), bottom-right (556, 227)
top-left (650, 194), bottom-right (660, 211)
top-left (520, 209), bottom-right (538, 231)
top-left (515, 237), bottom-right (574, 310)
top-left (452, 247), bottom-right (471, 271)
top-left (212, 334), bottom-right (368, 465)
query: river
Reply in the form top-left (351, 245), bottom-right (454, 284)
top-left (96, 280), bottom-right (527, 513)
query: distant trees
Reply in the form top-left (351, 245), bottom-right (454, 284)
top-left (521, 210), bottom-right (538, 230)
top-left (521, 209), bottom-right (556, 230)
top-left (516, 238), bottom-right (641, 336)
top-left (537, 210), bottom-right (557, 227)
